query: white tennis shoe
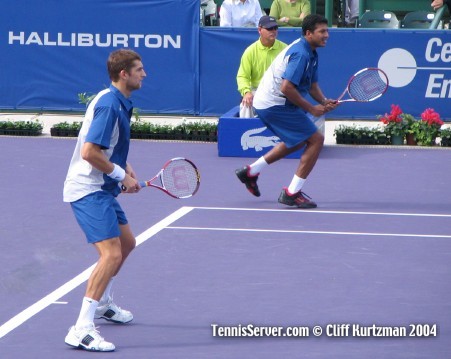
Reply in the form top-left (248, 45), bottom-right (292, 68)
top-left (65, 324), bottom-right (115, 352)
top-left (95, 297), bottom-right (133, 324)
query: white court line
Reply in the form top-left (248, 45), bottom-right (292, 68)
top-left (191, 206), bottom-right (451, 218)
top-left (398, 66), bottom-right (451, 71)
top-left (0, 206), bottom-right (194, 340)
top-left (167, 226), bottom-right (451, 239)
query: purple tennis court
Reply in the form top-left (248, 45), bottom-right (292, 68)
top-left (1, 137), bottom-right (450, 358)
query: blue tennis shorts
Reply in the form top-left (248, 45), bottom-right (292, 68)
top-left (255, 105), bottom-right (318, 149)
top-left (70, 191), bottom-right (128, 244)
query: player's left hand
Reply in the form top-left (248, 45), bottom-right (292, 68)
top-left (324, 99), bottom-right (339, 112)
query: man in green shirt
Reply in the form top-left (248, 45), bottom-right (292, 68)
top-left (237, 15), bottom-right (287, 117)
top-left (270, 0), bottom-right (311, 27)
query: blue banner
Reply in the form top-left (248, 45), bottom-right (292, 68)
top-left (0, 2), bottom-right (450, 120)
top-left (0, 0), bottom-right (198, 113)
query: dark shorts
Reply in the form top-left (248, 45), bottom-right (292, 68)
top-left (255, 105), bottom-right (318, 149)
top-left (70, 191), bottom-right (128, 244)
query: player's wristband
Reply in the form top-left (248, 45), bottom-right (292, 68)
top-left (107, 164), bottom-right (126, 181)
top-left (321, 98), bottom-right (328, 105)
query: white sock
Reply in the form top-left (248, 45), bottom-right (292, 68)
top-left (75, 297), bottom-right (99, 330)
top-left (287, 175), bottom-right (306, 194)
top-left (249, 157), bottom-right (268, 176)
top-left (99, 277), bottom-right (115, 306)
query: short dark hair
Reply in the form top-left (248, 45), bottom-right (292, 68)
top-left (302, 14), bottom-right (328, 35)
top-left (107, 49), bottom-right (142, 82)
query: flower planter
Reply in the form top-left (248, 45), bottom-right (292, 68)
top-left (50, 128), bottom-right (80, 137)
top-left (173, 131), bottom-right (185, 140)
top-left (441, 138), bottom-right (451, 147)
top-left (130, 121), bottom-right (217, 142)
top-left (206, 132), bottom-right (218, 142)
top-left (335, 126), bottom-right (389, 146)
top-left (406, 134), bottom-right (417, 146)
top-left (129, 131), bottom-right (217, 142)
top-left (376, 134), bottom-right (390, 145)
top-left (335, 134), bottom-right (356, 145)
top-left (130, 132), bottom-right (160, 140)
top-left (440, 129), bottom-right (451, 147)
top-left (390, 135), bottom-right (404, 145)
top-left (0, 120), bottom-right (43, 136)
top-left (0, 129), bottom-right (42, 136)
top-left (380, 105), bottom-right (445, 147)
top-left (358, 135), bottom-right (374, 145)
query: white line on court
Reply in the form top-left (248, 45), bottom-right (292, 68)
top-left (166, 226), bottom-right (451, 239)
top-left (399, 66), bottom-right (451, 71)
top-left (0, 206), bottom-right (194, 340)
top-left (191, 206), bottom-right (451, 218)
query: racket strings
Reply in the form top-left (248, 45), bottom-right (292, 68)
top-left (161, 160), bottom-right (199, 198)
top-left (348, 69), bottom-right (388, 102)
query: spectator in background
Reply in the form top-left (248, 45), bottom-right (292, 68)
top-left (237, 16), bottom-right (287, 117)
top-left (201, 0), bottom-right (218, 26)
top-left (269, 0), bottom-right (311, 27)
top-left (344, 0), bottom-right (359, 27)
top-left (220, 0), bottom-right (263, 27)
top-left (431, 0), bottom-right (451, 11)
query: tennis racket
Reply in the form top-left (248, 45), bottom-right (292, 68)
top-left (123, 157), bottom-right (200, 199)
top-left (336, 68), bottom-right (389, 103)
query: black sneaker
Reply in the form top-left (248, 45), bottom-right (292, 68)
top-left (235, 166), bottom-right (261, 197)
top-left (278, 187), bottom-right (317, 208)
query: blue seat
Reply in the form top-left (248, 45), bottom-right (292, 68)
top-left (358, 10), bottom-right (399, 28)
top-left (401, 11), bottom-right (437, 29)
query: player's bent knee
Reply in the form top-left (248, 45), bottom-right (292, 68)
top-left (111, 252), bottom-right (123, 268)
top-left (101, 245), bottom-right (123, 267)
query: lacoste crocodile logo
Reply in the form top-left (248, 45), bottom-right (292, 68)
top-left (241, 127), bottom-right (280, 152)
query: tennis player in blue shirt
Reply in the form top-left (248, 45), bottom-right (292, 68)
top-left (236, 14), bottom-right (339, 208)
top-left (63, 49), bottom-right (145, 352)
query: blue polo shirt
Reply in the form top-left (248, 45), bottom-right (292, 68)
top-left (63, 85), bottom-right (133, 202)
top-left (253, 37), bottom-right (319, 109)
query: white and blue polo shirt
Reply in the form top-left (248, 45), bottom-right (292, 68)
top-left (253, 37), bottom-right (319, 110)
top-left (63, 85), bottom-right (133, 203)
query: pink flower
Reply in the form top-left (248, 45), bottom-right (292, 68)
top-left (379, 104), bottom-right (404, 124)
top-left (390, 104), bottom-right (403, 117)
top-left (421, 108), bottom-right (443, 126)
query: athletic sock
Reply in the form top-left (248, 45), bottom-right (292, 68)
top-left (249, 157), bottom-right (268, 176)
top-left (99, 277), bottom-right (115, 306)
top-left (287, 175), bottom-right (306, 195)
top-left (75, 297), bottom-right (99, 330)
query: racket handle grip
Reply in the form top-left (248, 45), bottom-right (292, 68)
top-left (121, 181), bottom-right (147, 191)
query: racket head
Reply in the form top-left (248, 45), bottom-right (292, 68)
top-left (345, 68), bottom-right (389, 102)
top-left (159, 157), bottom-right (200, 198)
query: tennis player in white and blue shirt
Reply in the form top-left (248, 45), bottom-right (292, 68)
top-left (63, 49), bottom-right (145, 352)
top-left (235, 14), bottom-right (340, 208)
top-left (64, 86), bottom-right (133, 205)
